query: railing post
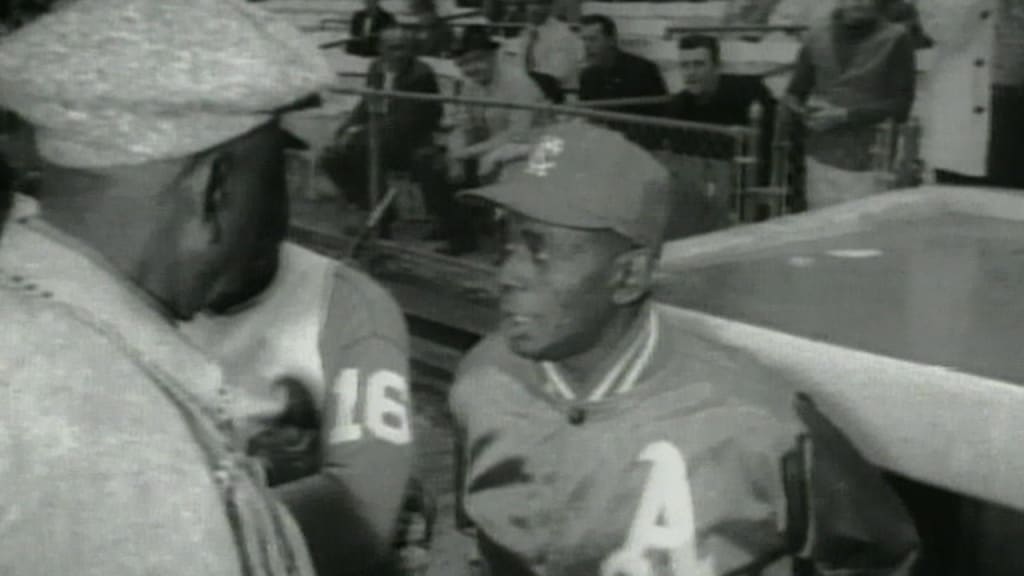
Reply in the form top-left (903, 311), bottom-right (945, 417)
top-left (368, 87), bottom-right (383, 243)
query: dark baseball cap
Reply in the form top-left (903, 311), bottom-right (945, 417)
top-left (462, 121), bottom-right (672, 247)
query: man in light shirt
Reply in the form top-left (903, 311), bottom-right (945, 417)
top-left (436, 26), bottom-right (547, 254)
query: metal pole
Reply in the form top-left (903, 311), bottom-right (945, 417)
top-left (367, 88), bottom-right (383, 244)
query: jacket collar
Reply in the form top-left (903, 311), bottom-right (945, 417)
top-left (0, 195), bottom-right (224, 406)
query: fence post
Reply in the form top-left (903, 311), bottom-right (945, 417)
top-left (367, 88), bottom-right (383, 243)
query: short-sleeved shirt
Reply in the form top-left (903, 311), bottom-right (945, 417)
top-left (180, 242), bottom-right (413, 574)
top-left (451, 303), bottom-right (918, 576)
top-left (452, 55), bottom-right (547, 157)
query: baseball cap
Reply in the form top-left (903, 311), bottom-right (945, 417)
top-left (461, 121), bottom-right (672, 247)
top-left (0, 0), bottom-right (333, 168)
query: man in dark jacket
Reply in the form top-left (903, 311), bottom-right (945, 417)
top-left (348, 0), bottom-right (397, 56)
top-left (666, 34), bottom-right (776, 179)
top-left (578, 14), bottom-right (668, 117)
top-left (323, 25), bottom-right (443, 228)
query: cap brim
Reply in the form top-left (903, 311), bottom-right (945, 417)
top-left (458, 179), bottom-right (608, 232)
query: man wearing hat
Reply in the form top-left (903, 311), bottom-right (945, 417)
top-left (0, 1), bottom-right (404, 574)
top-left (449, 121), bottom-right (919, 576)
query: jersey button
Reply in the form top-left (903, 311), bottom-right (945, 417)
top-left (567, 406), bottom-right (586, 426)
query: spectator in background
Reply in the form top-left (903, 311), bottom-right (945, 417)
top-left (323, 25), bottom-right (442, 234)
top-left (785, 0), bottom-right (915, 209)
top-left (348, 0), bottom-right (397, 56)
top-left (441, 26), bottom-right (546, 254)
top-left (514, 0), bottom-right (583, 91)
top-left (410, 0), bottom-right (454, 56)
top-left (578, 14), bottom-right (668, 116)
top-left (666, 34), bottom-right (775, 177)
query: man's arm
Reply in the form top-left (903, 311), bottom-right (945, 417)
top-left (275, 277), bottom-right (414, 576)
top-left (785, 44), bottom-right (816, 109)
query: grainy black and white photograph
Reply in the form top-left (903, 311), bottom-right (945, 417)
top-left (0, 0), bottom-right (1022, 575)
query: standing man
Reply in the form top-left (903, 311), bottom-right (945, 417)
top-left (514, 0), bottom-right (584, 91)
top-left (922, 0), bottom-right (1024, 190)
top-left (578, 14), bottom-right (668, 117)
top-left (0, 0), bottom-right (332, 574)
top-left (348, 0), bottom-right (397, 56)
top-left (785, 0), bottom-right (916, 209)
top-left (450, 122), bottom-right (919, 576)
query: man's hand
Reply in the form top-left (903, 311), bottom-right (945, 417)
top-left (805, 102), bottom-right (849, 133)
top-left (334, 125), bottom-right (363, 150)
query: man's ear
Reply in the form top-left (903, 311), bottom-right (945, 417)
top-left (610, 247), bottom-right (656, 306)
top-left (175, 150), bottom-right (232, 252)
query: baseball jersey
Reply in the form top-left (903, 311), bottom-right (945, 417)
top-left (180, 242), bottom-right (413, 576)
top-left (450, 303), bottom-right (918, 576)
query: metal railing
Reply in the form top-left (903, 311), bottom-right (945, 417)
top-left (313, 86), bottom-right (783, 256)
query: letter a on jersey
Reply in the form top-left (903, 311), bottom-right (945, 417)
top-left (602, 442), bottom-right (715, 576)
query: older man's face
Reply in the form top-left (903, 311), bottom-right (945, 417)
top-left (380, 29), bottom-right (412, 72)
top-left (457, 51), bottom-right (496, 87)
top-left (199, 124), bottom-right (291, 315)
top-left (497, 214), bottom-right (627, 361)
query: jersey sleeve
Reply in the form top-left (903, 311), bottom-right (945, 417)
top-left (275, 268), bottom-right (413, 576)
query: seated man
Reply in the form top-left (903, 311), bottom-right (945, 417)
top-left (321, 25), bottom-right (443, 232)
top-left (513, 0), bottom-right (583, 91)
top-left (666, 34), bottom-right (776, 179)
top-left (578, 14), bottom-right (668, 117)
top-left (437, 26), bottom-right (546, 254)
top-left (410, 0), bottom-right (454, 57)
top-left (348, 0), bottom-right (397, 56)
top-left (450, 122), bottom-right (920, 576)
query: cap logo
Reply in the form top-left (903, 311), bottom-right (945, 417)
top-left (525, 135), bottom-right (564, 177)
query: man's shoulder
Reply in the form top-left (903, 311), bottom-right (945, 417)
top-left (0, 285), bottom-right (153, 394)
top-left (451, 332), bottom-right (535, 412)
top-left (653, 306), bottom-right (802, 426)
top-left (619, 49), bottom-right (658, 72)
top-left (326, 257), bottom-right (406, 346)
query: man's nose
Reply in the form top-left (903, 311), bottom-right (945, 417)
top-left (498, 247), bottom-right (530, 291)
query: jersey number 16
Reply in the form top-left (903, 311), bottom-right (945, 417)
top-left (328, 369), bottom-right (412, 446)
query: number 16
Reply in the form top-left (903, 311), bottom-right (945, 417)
top-left (329, 369), bottom-right (412, 446)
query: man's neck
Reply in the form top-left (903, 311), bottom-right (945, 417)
top-left (597, 47), bottom-right (619, 69)
top-left (554, 303), bottom-right (649, 397)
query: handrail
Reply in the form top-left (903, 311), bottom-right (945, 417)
top-left (326, 86), bottom-right (753, 138)
top-left (664, 24), bottom-right (807, 38)
top-left (576, 94), bottom-right (674, 109)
